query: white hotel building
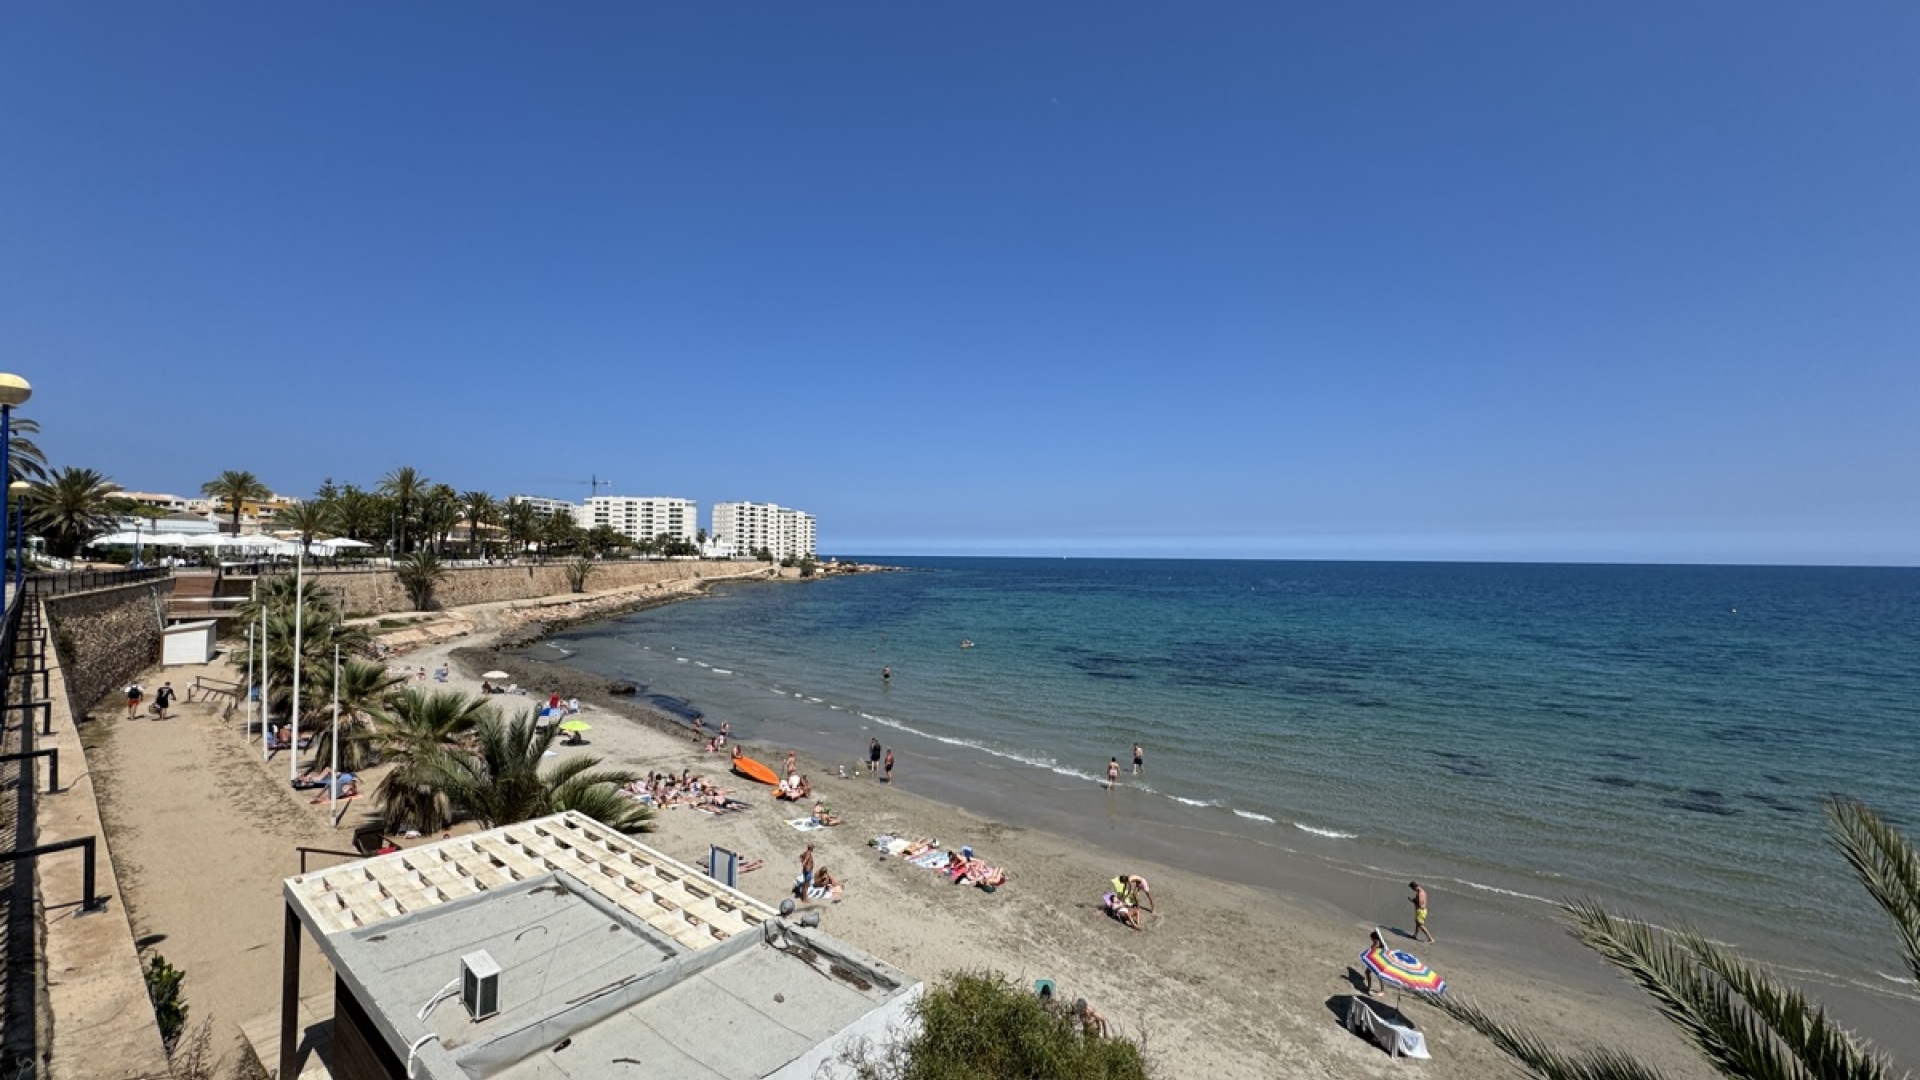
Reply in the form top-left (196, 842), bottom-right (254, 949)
top-left (712, 502), bottom-right (817, 562)
top-left (581, 495), bottom-right (699, 546)
top-left (507, 495), bottom-right (582, 522)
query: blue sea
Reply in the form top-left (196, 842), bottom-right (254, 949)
top-left (524, 558), bottom-right (1920, 988)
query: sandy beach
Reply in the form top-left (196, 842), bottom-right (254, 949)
top-left (93, 571), bottom-right (1895, 1079)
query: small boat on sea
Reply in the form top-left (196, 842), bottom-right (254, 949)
top-left (959, 639), bottom-right (974, 649)
top-left (730, 746), bottom-right (781, 786)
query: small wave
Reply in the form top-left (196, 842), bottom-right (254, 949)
top-left (675, 657), bottom-right (689, 663)
top-left (1293, 822), bottom-right (1355, 839)
top-left (806, 697), bottom-right (824, 703)
top-left (1170, 795), bottom-right (1223, 809)
top-left (1234, 810), bottom-right (1278, 824)
top-left (1455, 879), bottom-right (1555, 905)
top-left (694, 661), bottom-right (710, 668)
top-left (710, 668), bottom-right (733, 675)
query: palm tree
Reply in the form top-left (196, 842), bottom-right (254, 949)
top-left (422, 712), bottom-right (653, 833)
top-left (365, 689), bottom-right (493, 832)
top-left (539, 513), bottom-right (580, 560)
top-left (256, 606), bottom-right (369, 723)
top-left (238, 571), bottom-right (343, 625)
top-left (461, 491), bottom-right (496, 558)
top-left (1427, 798), bottom-right (1914, 1080)
top-left (8, 416), bottom-right (48, 484)
top-left (279, 501), bottom-right (332, 558)
top-left (307, 659), bottom-right (408, 771)
top-left (395, 550), bottom-right (447, 611)
top-left (418, 484), bottom-right (462, 555)
top-left (330, 485), bottom-right (385, 543)
top-left (504, 500), bottom-right (540, 557)
top-left (201, 470), bottom-right (271, 535)
top-left (378, 467), bottom-right (428, 554)
top-left (23, 466), bottom-right (123, 558)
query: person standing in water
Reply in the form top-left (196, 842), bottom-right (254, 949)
top-left (1131, 743), bottom-right (1144, 775)
top-left (1106, 758), bottom-right (1120, 787)
top-left (882, 748), bottom-right (895, 784)
top-left (1410, 881), bottom-right (1435, 943)
top-left (867, 737), bottom-right (882, 775)
top-left (881, 666), bottom-right (891, 683)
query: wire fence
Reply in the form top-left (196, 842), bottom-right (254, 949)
top-left (22, 566), bottom-right (170, 597)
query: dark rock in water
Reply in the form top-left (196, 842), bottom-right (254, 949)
top-left (607, 681), bottom-right (638, 696)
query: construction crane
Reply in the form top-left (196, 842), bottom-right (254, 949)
top-left (530, 475), bottom-right (616, 497)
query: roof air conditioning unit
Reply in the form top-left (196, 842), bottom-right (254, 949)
top-left (461, 950), bottom-right (501, 1022)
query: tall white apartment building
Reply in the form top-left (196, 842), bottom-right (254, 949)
top-left (712, 502), bottom-right (817, 562)
top-left (581, 496), bottom-right (699, 546)
top-left (507, 496), bottom-right (582, 522)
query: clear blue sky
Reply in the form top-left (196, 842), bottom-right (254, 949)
top-left (4, 5), bottom-right (1916, 563)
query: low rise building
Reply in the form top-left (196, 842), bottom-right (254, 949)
top-left (274, 813), bottom-right (919, 1080)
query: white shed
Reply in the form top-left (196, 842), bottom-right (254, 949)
top-left (161, 621), bottom-right (219, 666)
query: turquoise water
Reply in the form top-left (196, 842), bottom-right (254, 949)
top-left (528, 558), bottom-right (1920, 984)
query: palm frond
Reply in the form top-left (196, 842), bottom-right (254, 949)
top-left (1826, 799), bottom-right (1920, 988)
top-left (1673, 927), bottom-right (1893, 1080)
top-left (1566, 900), bottom-right (1855, 1080)
top-left (1421, 992), bottom-right (1675, 1080)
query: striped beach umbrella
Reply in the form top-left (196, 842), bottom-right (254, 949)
top-left (1361, 943), bottom-right (1446, 994)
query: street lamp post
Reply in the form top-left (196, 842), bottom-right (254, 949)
top-left (0, 374), bottom-right (31, 594)
top-left (8, 481), bottom-right (28, 591)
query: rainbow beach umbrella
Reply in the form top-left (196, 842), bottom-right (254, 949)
top-left (1361, 940), bottom-right (1446, 994)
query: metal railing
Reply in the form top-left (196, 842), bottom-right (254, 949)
top-left (22, 566), bottom-right (170, 597)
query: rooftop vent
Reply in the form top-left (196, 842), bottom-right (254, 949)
top-left (461, 950), bottom-right (501, 1022)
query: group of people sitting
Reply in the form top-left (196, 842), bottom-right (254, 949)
top-left (1101, 873), bottom-right (1155, 930)
top-left (291, 767), bottom-right (359, 802)
top-left (802, 866), bottom-right (843, 902)
top-left (620, 770), bottom-right (749, 814)
top-left (1036, 981), bottom-right (1110, 1037)
top-left (775, 773), bottom-right (814, 801)
top-left (478, 681), bottom-right (524, 695)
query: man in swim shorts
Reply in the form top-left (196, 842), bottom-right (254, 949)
top-left (1132, 743), bottom-right (1144, 775)
top-left (868, 738), bottom-right (881, 775)
top-left (1410, 881), bottom-right (1434, 942)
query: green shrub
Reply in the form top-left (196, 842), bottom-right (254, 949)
top-left (841, 971), bottom-right (1150, 1080)
top-left (143, 953), bottom-right (188, 1052)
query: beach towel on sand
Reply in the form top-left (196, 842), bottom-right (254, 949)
top-left (788, 818), bottom-right (825, 832)
top-left (911, 851), bottom-right (949, 869)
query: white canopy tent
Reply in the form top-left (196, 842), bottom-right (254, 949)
top-left (313, 537), bottom-right (372, 556)
top-left (87, 531), bottom-right (189, 548)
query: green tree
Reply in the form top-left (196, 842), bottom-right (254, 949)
top-left (838, 971), bottom-right (1150, 1080)
top-left (564, 557), bottom-right (594, 594)
top-left (539, 513), bottom-right (580, 559)
top-left (585, 524), bottom-right (626, 556)
top-left (419, 483), bottom-right (462, 555)
top-left (461, 490), bottom-right (496, 558)
top-left (504, 499), bottom-right (540, 557)
top-left (200, 470), bottom-right (270, 534)
top-left (1428, 798), bottom-right (1914, 1080)
top-left (422, 712), bottom-right (653, 833)
top-left (8, 416), bottom-right (49, 484)
top-left (378, 466), bottom-right (428, 554)
top-left (330, 485), bottom-right (386, 544)
top-left (24, 466), bottom-right (124, 558)
top-left (395, 550), bottom-right (448, 611)
top-left (279, 501), bottom-right (332, 558)
top-left (308, 659), bottom-right (409, 771)
top-left (366, 689), bottom-right (493, 832)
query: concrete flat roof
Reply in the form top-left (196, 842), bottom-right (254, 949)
top-left (286, 812), bottom-right (773, 950)
top-left (285, 814), bottom-right (919, 1080)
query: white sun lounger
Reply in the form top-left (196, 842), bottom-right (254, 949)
top-left (1345, 997), bottom-right (1431, 1059)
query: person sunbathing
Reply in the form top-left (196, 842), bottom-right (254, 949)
top-left (810, 802), bottom-right (842, 826)
top-left (291, 768), bottom-right (331, 790)
top-left (310, 774), bottom-right (358, 803)
top-left (806, 867), bottom-right (842, 902)
top-left (1103, 891), bottom-right (1143, 930)
top-left (1072, 998), bottom-right (1110, 1037)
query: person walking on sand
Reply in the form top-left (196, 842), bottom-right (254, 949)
top-left (125, 683), bottom-right (143, 719)
top-left (797, 843), bottom-right (815, 896)
top-left (1410, 881), bottom-right (1435, 942)
top-left (1132, 743), bottom-right (1144, 775)
top-left (867, 738), bottom-right (882, 775)
top-left (785, 750), bottom-right (798, 777)
top-left (153, 682), bottom-right (176, 720)
top-left (1106, 757), bottom-right (1120, 787)
top-left (882, 748), bottom-right (895, 784)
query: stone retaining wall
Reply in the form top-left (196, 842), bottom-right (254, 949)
top-left (43, 580), bottom-right (173, 718)
top-left (311, 559), bottom-right (754, 617)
